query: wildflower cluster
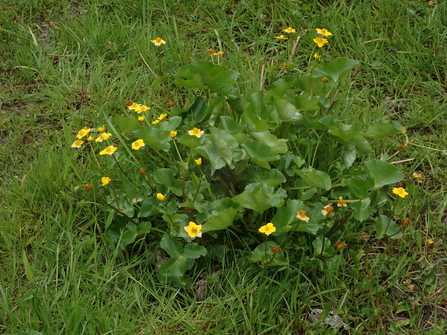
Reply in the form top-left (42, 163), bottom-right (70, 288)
top-left (71, 125), bottom-right (118, 157)
top-left (70, 28), bottom-right (417, 284)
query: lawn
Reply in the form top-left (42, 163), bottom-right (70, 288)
top-left (1, 0), bottom-right (447, 334)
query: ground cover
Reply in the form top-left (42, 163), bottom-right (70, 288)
top-left (1, 0), bottom-right (447, 334)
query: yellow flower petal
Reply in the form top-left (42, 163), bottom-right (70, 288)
top-left (313, 37), bottom-right (328, 47)
top-left (76, 128), bottom-right (91, 139)
top-left (184, 221), bottom-right (203, 238)
top-left (195, 158), bottom-right (202, 166)
top-left (296, 210), bottom-right (310, 222)
top-left (101, 177), bottom-right (111, 186)
top-left (283, 27), bottom-right (296, 33)
top-left (316, 28), bottom-right (332, 36)
top-left (99, 146), bottom-right (117, 156)
top-left (131, 139), bottom-right (145, 150)
top-left (259, 222), bottom-right (276, 236)
top-left (393, 187), bottom-right (409, 198)
top-left (156, 193), bottom-right (166, 201)
top-left (275, 34), bottom-right (288, 40)
top-left (169, 131), bottom-right (177, 138)
top-left (71, 140), bottom-right (84, 148)
top-left (188, 127), bottom-right (204, 138)
top-left (151, 37), bottom-right (166, 46)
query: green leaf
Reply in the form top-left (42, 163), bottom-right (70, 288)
top-left (157, 257), bottom-right (190, 284)
top-left (194, 128), bottom-right (239, 174)
top-left (294, 76), bottom-right (323, 95)
top-left (350, 134), bottom-right (373, 153)
top-left (121, 222), bottom-right (152, 246)
top-left (271, 200), bottom-right (322, 235)
top-left (113, 116), bottom-right (141, 133)
top-left (374, 215), bottom-right (402, 239)
top-left (251, 132), bottom-right (288, 154)
top-left (343, 149), bottom-right (357, 168)
top-left (250, 241), bottom-right (288, 266)
top-left (364, 160), bottom-right (405, 189)
top-left (295, 94), bottom-right (320, 111)
top-left (328, 122), bottom-right (363, 143)
top-left (183, 243), bottom-right (207, 259)
top-left (132, 127), bottom-right (171, 151)
top-left (159, 116), bottom-right (182, 132)
top-left (175, 61), bottom-right (240, 98)
top-left (364, 120), bottom-right (404, 139)
top-left (138, 196), bottom-right (159, 217)
top-left (354, 197), bottom-right (371, 222)
top-left (22, 250), bottom-right (34, 284)
top-left (160, 234), bottom-right (182, 258)
top-left (312, 236), bottom-right (334, 257)
top-left (253, 169), bottom-right (286, 187)
top-left (207, 96), bottom-right (226, 126)
top-left (265, 76), bottom-right (296, 100)
top-left (241, 140), bottom-right (280, 169)
top-left (273, 97), bottom-right (303, 122)
top-left (312, 58), bottom-right (360, 82)
top-left (154, 168), bottom-right (175, 187)
top-left (218, 115), bottom-right (245, 134)
top-left (232, 182), bottom-right (286, 213)
top-left (348, 176), bottom-right (375, 199)
top-left (184, 97), bottom-right (207, 124)
top-left (296, 168), bottom-right (332, 190)
top-left (202, 200), bottom-right (239, 232)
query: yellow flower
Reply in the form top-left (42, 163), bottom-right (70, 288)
top-left (316, 28), bottom-right (332, 36)
top-left (86, 135), bottom-right (94, 142)
top-left (296, 210), bottom-right (310, 222)
top-left (101, 177), bottom-right (111, 186)
top-left (71, 140), bottom-right (84, 148)
top-left (131, 139), bottom-right (145, 150)
top-left (158, 113), bottom-right (167, 120)
top-left (188, 127), bottom-right (205, 138)
top-left (337, 196), bottom-right (348, 207)
top-left (135, 104), bottom-right (150, 113)
top-left (393, 187), bottom-right (409, 198)
top-left (128, 102), bottom-right (140, 110)
top-left (412, 172), bottom-right (423, 183)
top-left (313, 37), bottom-right (328, 47)
top-left (97, 125), bottom-right (106, 132)
top-left (169, 131), bottom-right (177, 138)
top-left (184, 221), bottom-right (203, 238)
top-left (321, 205), bottom-right (334, 216)
top-left (283, 27), bottom-right (296, 33)
top-left (138, 115), bottom-right (145, 121)
top-left (275, 34), bottom-right (288, 40)
top-left (258, 222), bottom-right (276, 236)
top-left (99, 146), bottom-right (117, 156)
top-left (313, 53), bottom-right (321, 59)
top-left (95, 133), bottom-right (112, 142)
top-left (156, 193), bottom-right (166, 201)
top-left (151, 37), bottom-right (166, 46)
top-left (426, 239), bottom-right (435, 245)
top-left (152, 119), bottom-right (160, 125)
top-left (213, 51), bottom-right (224, 56)
top-left (195, 158), bottom-right (202, 166)
top-left (76, 127), bottom-right (91, 139)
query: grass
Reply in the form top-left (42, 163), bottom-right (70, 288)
top-left (1, 0), bottom-right (447, 333)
